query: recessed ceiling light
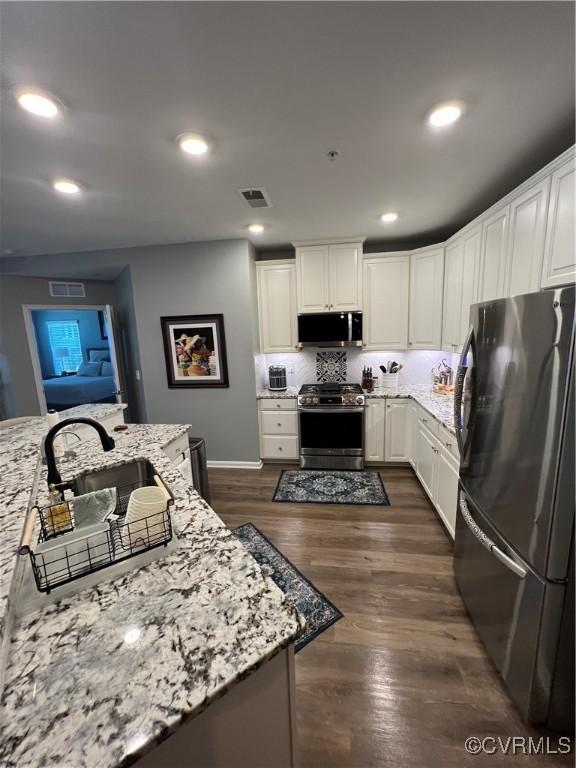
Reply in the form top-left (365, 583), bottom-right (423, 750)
top-left (52, 178), bottom-right (81, 195)
top-left (380, 212), bottom-right (399, 223)
top-left (178, 133), bottom-right (210, 156)
top-left (248, 224), bottom-right (265, 234)
top-left (16, 88), bottom-right (60, 118)
top-left (428, 100), bottom-right (464, 128)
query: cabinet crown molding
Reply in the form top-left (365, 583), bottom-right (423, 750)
top-left (291, 236), bottom-right (365, 247)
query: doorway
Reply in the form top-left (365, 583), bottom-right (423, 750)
top-left (23, 304), bottom-right (125, 414)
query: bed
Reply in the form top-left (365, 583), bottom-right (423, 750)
top-left (43, 375), bottom-right (116, 409)
top-left (42, 347), bottom-right (116, 410)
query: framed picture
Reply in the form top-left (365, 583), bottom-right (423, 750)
top-left (160, 314), bottom-right (229, 388)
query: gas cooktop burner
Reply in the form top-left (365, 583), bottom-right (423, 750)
top-left (299, 383), bottom-right (363, 394)
top-left (298, 382), bottom-right (365, 408)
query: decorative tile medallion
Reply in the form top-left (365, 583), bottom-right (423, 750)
top-left (316, 351), bottom-right (347, 383)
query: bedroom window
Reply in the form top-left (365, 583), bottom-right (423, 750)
top-left (47, 320), bottom-right (83, 374)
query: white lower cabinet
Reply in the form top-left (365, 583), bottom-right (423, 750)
top-left (163, 432), bottom-right (194, 484)
top-left (415, 422), bottom-right (437, 499)
top-left (365, 400), bottom-right (386, 462)
top-left (365, 398), bottom-right (410, 464)
top-left (384, 399), bottom-right (410, 462)
top-left (259, 399), bottom-right (299, 460)
top-left (435, 446), bottom-right (459, 537)
top-left (175, 448), bottom-right (194, 484)
top-left (415, 416), bottom-right (459, 539)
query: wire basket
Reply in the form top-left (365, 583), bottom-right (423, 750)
top-left (29, 478), bottom-right (174, 593)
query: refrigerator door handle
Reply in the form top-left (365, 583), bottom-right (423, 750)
top-left (459, 493), bottom-right (527, 579)
top-left (454, 325), bottom-right (474, 457)
top-left (491, 546), bottom-right (527, 579)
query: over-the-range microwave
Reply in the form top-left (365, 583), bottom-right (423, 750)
top-left (297, 311), bottom-right (363, 348)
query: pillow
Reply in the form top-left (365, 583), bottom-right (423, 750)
top-left (101, 361), bottom-right (114, 377)
top-left (88, 349), bottom-right (111, 362)
top-left (77, 361), bottom-right (101, 377)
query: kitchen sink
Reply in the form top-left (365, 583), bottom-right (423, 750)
top-left (70, 458), bottom-right (160, 497)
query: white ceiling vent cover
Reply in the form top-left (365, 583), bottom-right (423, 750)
top-left (49, 281), bottom-right (86, 298)
top-left (237, 188), bottom-right (272, 209)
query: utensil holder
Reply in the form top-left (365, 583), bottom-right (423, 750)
top-left (379, 373), bottom-right (399, 391)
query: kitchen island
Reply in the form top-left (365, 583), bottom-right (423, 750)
top-left (0, 406), bottom-right (303, 768)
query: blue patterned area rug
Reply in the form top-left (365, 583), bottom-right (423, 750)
top-left (273, 469), bottom-right (390, 506)
top-left (235, 523), bottom-right (343, 652)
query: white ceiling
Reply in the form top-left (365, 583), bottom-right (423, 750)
top-left (1, 1), bottom-right (574, 257)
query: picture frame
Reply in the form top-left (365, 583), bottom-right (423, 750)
top-left (160, 314), bottom-right (229, 388)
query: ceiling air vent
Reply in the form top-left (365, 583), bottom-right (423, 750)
top-left (238, 188), bottom-right (272, 209)
top-left (49, 280), bottom-right (86, 298)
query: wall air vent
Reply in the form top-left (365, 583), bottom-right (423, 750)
top-left (49, 281), bottom-right (86, 298)
top-left (238, 188), bottom-right (272, 209)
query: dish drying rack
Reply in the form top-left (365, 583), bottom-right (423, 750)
top-left (22, 475), bottom-right (174, 593)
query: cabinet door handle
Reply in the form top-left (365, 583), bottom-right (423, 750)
top-left (325, 304), bottom-right (329, 308)
top-left (445, 442), bottom-right (452, 448)
top-left (277, 422), bottom-right (282, 427)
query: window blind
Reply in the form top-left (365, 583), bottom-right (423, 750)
top-left (47, 320), bottom-right (83, 374)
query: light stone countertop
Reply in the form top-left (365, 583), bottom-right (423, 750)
top-left (0, 407), bottom-right (303, 768)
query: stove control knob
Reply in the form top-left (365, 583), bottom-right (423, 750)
top-left (356, 396), bottom-right (364, 405)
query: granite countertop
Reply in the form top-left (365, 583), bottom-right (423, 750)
top-left (0, 409), bottom-right (303, 768)
top-left (0, 404), bottom-right (129, 687)
top-left (256, 386), bottom-right (300, 399)
top-left (256, 385), bottom-right (455, 433)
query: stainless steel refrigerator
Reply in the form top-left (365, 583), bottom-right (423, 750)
top-left (453, 286), bottom-right (574, 732)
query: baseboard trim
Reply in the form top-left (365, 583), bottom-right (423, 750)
top-left (207, 460), bottom-right (264, 470)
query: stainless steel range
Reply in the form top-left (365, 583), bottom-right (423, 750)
top-left (297, 383), bottom-right (365, 470)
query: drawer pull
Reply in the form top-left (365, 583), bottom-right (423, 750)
top-left (445, 442), bottom-right (452, 448)
top-left (276, 404), bottom-right (281, 408)
top-left (278, 446), bottom-right (283, 452)
top-left (277, 422), bottom-right (282, 427)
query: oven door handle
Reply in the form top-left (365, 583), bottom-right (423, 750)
top-left (298, 407), bottom-right (365, 414)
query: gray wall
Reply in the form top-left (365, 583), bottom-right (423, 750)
top-left (0, 274), bottom-right (117, 417)
top-left (127, 241), bottom-right (259, 462)
top-left (1, 239), bottom-right (261, 463)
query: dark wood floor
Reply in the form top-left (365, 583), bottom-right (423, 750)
top-left (210, 464), bottom-right (572, 767)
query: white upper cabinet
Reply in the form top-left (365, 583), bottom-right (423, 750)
top-left (409, 247), bottom-right (444, 349)
top-left (541, 154), bottom-right (576, 289)
top-left (459, 226), bottom-right (482, 342)
top-left (295, 245), bottom-right (330, 313)
top-left (479, 205), bottom-right (509, 302)
top-left (256, 262), bottom-right (298, 353)
top-left (363, 254), bottom-right (410, 350)
top-left (505, 177), bottom-right (551, 296)
top-left (329, 243), bottom-right (363, 311)
top-left (442, 239), bottom-right (463, 351)
top-left (295, 241), bottom-right (363, 313)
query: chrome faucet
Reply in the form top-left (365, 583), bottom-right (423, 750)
top-left (44, 417), bottom-right (115, 489)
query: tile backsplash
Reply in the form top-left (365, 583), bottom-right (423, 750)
top-left (256, 349), bottom-right (461, 389)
